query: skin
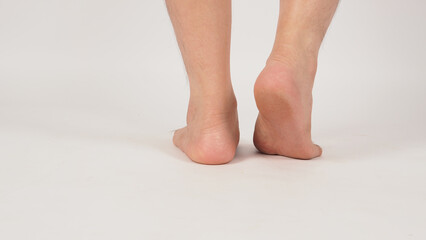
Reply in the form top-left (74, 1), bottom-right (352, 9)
top-left (166, 0), bottom-right (339, 164)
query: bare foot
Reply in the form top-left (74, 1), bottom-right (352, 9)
top-left (253, 51), bottom-right (322, 160)
top-left (173, 94), bottom-right (240, 165)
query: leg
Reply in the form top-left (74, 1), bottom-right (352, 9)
top-left (166, 0), bottom-right (239, 164)
top-left (253, 0), bottom-right (339, 159)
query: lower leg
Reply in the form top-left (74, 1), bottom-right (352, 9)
top-left (166, 0), bottom-right (239, 164)
top-left (254, 0), bottom-right (339, 159)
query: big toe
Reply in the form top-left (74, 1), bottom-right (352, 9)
top-left (296, 144), bottom-right (322, 160)
top-left (172, 127), bottom-right (186, 149)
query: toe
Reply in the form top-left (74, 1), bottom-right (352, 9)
top-left (297, 143), bottom-right (322, 160)
top-left (314, 144), bottom-right (322, 158)
top-left (172, 127), bottom-right (186, 149)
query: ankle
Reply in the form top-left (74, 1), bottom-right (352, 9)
top-left (187, 91), bottom-right (237, 123)
top-left (270, 43), bottom-right (317, 62)
top-left (271, 26), bottom-right (323, 56)
top-left (267, 45), bottom-right (318, 77)
top-left (192, 89), bottom-right (236, 108)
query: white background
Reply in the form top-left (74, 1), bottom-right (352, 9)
top-left (1, 0), bottom-right (425, 239)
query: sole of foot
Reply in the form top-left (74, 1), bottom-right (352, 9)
top-left (253, 58), bottom-right (322, 160)
top-left (173, 98), bottom-right (240, 165)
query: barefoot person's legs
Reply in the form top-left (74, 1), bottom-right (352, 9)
top-left (166, 0), bottom-right (239, 164)
top-left (253, 0), bottom-right (339, 159)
